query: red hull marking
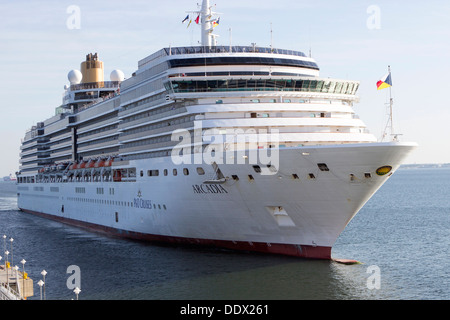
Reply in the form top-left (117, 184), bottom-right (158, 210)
top-left (20, 208), bottom-right (332, 260)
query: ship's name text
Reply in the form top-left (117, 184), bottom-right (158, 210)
top-left (192, 184), bottom-right (228, 194)
top-left (133, 198), bottom-right (152, 209)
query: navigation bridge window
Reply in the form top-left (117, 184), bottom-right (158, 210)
top-left (166, 79), bottom-right (359, 95)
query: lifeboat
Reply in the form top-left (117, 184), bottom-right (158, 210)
top-left (104, 156), bottom-right (114, 167)
top-left (113, 170), bottom-right (122, 182)
top-left (69, 162), bottom-right (76, 170)
top-left (87, 159), bottom-right (96, 168)
top-left (94, 158), bottom-right (106, 168)
top-left (79, 160), bottom-right (87, 169)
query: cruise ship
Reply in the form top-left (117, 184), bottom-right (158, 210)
top-left (16, 1), bottom-right (417, 260)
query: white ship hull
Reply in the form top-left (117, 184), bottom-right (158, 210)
top-left (18, 142), bottom-right (416, 259)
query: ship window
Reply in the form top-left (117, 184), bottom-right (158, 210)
top-left (232, 175), bottom-right (239, 181)
top-left (164, 169), bottom-right (168, 176)
top-left (115, 212), bottom-right (119, 223)
top-left (147, 170), bottom-right (159, 177)
top-left (317, 163), bottom-right (329, 171)
top-left (251, 113), bottom-right (257, 118)
top-left (308, 173), bottom-right (316, 179)
top-left (253, 165), bottom-right (261, 173)
top-left (248, 175), bottom-right (254, 181)
top-left (365, 173), bottom-right (372, 178)
top-left (183, 168), bottom-right (189, 175)
top-left (292, 174), bottom-right (299, 180)
top-left (140, 170), bottom-right (144, 177)
top-left (173, 169), bottom-right (178, 176)
top-left (196, 167), bottom-right (205, 175)
top-left (216, 99), bottom-right (223, 104)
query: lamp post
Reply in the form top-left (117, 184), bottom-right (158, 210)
top-left (13, 266), bottom-right (20, 298)
top-left (9, 238), bottom-right (13, 267)
top-left (37, 280), bottom-right (44, 300)
top-left (41, 270), bottom-right (47, 300)
top-left (4, 250), bottom-right (9, 288)
top-left (73, 287), bottom-right (81, 300)
top-left (21, 259), bottom-right (26, 298)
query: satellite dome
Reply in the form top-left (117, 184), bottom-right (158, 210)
top-left (110, 69), bottom-right (125, 82)
top-left (68, 70), bottom-right (83, 84)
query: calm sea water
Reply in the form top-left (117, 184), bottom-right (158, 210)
top-left (0, 168), bottom-right (448, 301)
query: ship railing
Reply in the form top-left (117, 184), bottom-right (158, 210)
top-left (139, 46), bottom-right (309, 69)
top-left (0, 283), bottom-right (21, 300)
top-left (76, 91), bottom-right (119, 113)
top-left (70, 81), bottom-right (120, 91)
top-left (164, 46), bottom-right (308, 57)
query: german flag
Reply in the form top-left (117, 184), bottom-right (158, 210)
top-left (377, 72), bottom-right (392, 90)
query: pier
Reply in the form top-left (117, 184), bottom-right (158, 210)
top-left (0, 263), bottom-right (34, 300)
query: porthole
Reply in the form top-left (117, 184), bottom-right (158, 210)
top-left (252, 165), bottom-right (261, 173)
top-left (376, 166), bottom-right (393, 176)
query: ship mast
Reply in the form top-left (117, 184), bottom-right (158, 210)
top-left (201, 0), bottom-right (213, 47)
top-left (381, 66), bottom-right (399, 142)
top-left (387, 66), bottom-right (396, 141)
top-left (187, 0), bottom-right (219, 48)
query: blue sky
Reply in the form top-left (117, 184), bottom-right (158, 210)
top-left (1, 0), bottom-right (449, 176)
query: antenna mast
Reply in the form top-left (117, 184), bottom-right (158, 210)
top-left (381, 65), bottom-right (399, 142)
top-left (388, 66), bottom-right (396, 141)
top-left (185, 0), bottom-right (219, 48)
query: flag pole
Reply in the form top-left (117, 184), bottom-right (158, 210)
top-left (388, 65), bottom-right (396, 141)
